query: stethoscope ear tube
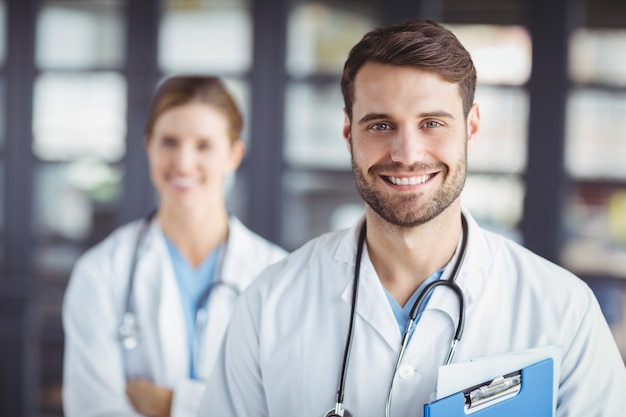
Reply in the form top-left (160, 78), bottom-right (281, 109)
top-left (408, 278), bottom-right (465, 344)
top-left (329, 222), bottom-right (367, 417)
top-left (448, 214), bottom-right (469, 343)
top-left (118, 210), bottom-right (156, 350)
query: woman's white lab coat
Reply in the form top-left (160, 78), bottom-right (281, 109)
top-left (199, 210), bottom-right (626, 417)
top-left (62, 215), bottom-right (286, 417)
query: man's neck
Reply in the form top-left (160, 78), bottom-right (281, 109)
top-left (364, 206), bottom-right (463, 306)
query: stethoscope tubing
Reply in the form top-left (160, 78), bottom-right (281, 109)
top-left (384, 277), bottom-right (467, 416)
top-left (330, 215), bottom-right (468, 417)
top-left (122, 209), bottom-right (157, 329)
top-left (117, 211), bottom-right (239, 360)
top-left (329, 222), bottom-right (367, 417)
top-left (117, 210), bottom-right (156, 350)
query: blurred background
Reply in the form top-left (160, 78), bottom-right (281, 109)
top-left (0, 0), bottom-right (624, 415)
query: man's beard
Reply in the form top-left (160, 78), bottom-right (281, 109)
top-left (351, 151), bottom-right (467, 228)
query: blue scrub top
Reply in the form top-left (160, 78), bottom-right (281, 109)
top-left (165, 237), bottom-right (223, 379)
top-left (384, 269), bottom-right (444, 340)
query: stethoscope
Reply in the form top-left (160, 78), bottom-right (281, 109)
top-left (117, 210), bottom-right (240, 360)
top-left (325, 215), bottom-right (468, 417)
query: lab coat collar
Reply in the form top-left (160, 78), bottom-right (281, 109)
top-left (141, 214), bottom-right (247, 290)
top-left (334, 218), bottom-right (413, 353)
top-left (219, 216), bottom-right (255, 290)
top-left (452, 207), bottom-right (492, 308)
top-left (332, 209), bottom-right (493, 353)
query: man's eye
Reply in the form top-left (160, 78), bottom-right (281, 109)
top-left (371, 123), bottom-right (391, 131)
top-left (424, 120), bottom-right (442, 129)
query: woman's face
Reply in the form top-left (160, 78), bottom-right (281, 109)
top-left (145, 102), bottom-right (244, 213)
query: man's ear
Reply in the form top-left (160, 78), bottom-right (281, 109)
top-left (466, 103), bottom-right (480, 151)
top-left (343, 109), bottom-right (352, 153)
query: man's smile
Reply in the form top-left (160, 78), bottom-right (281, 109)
top-left (383, 173), bottom-right (435, 186)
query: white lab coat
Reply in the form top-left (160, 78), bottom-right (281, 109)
top-left (199, 210), bottom-right (626, 417)
top-left (62, 215), bottom-right (286, 417)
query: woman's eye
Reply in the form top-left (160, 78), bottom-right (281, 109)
top-left (197, 141), bottom-right (211, 150)
top-left (161, 137), bottom-right (177, 147)
top-left (423, 120), bottom-right (442, 129)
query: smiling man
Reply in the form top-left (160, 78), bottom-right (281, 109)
top-left (197, 20), bottom-right (626, 417)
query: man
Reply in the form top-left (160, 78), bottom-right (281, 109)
top-left (197, 19), bottom-right (626, 416)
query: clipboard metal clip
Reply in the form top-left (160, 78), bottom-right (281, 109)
top-left (464, 372), bottom-right (522, 413)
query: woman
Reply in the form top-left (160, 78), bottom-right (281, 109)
top-left (62, 76), bottom-right (287, 417)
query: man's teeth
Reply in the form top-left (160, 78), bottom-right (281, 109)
top-left (388, 174), bottom-right (432, 185)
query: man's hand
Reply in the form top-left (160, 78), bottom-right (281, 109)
top-left (126, 378), bottom-right (173, 417)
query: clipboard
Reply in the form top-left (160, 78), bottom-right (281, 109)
top-left (424, 358), bottom-right (554, 417)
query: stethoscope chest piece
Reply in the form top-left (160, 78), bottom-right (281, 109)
top-left (118, 312), bottom-right (139, 350)
top-left (324, 408), bottom-right (353, 417)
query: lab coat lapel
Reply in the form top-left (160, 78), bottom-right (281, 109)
top-left (337, 222), bottom-right (402, 354)
top-left (157, 255), bottom-right (189, 384)
top-left (439, 209), bottom-right (492, 316)
top-left (196, 226), bottom-right (241, 380)
top-left (141, 222), bottom-right (189, 385)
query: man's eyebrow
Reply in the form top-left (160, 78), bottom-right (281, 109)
top-left (418, 111), bottom-right (456, 119)
top-left (357, 111), bottom-right (456, 125)
top-left (357, 113), bottom-right (388, 125)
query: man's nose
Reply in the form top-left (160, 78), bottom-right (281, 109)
top-left (390, 127), bottom-right (424, 165)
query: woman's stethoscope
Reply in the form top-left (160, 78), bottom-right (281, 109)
top-left (117, 210), bottom-right (240, 359)
top-left (325, 215), bottom-right (468, 417)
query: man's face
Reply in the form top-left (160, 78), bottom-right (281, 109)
top-left (343, 62), bottom-right (479, 228)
